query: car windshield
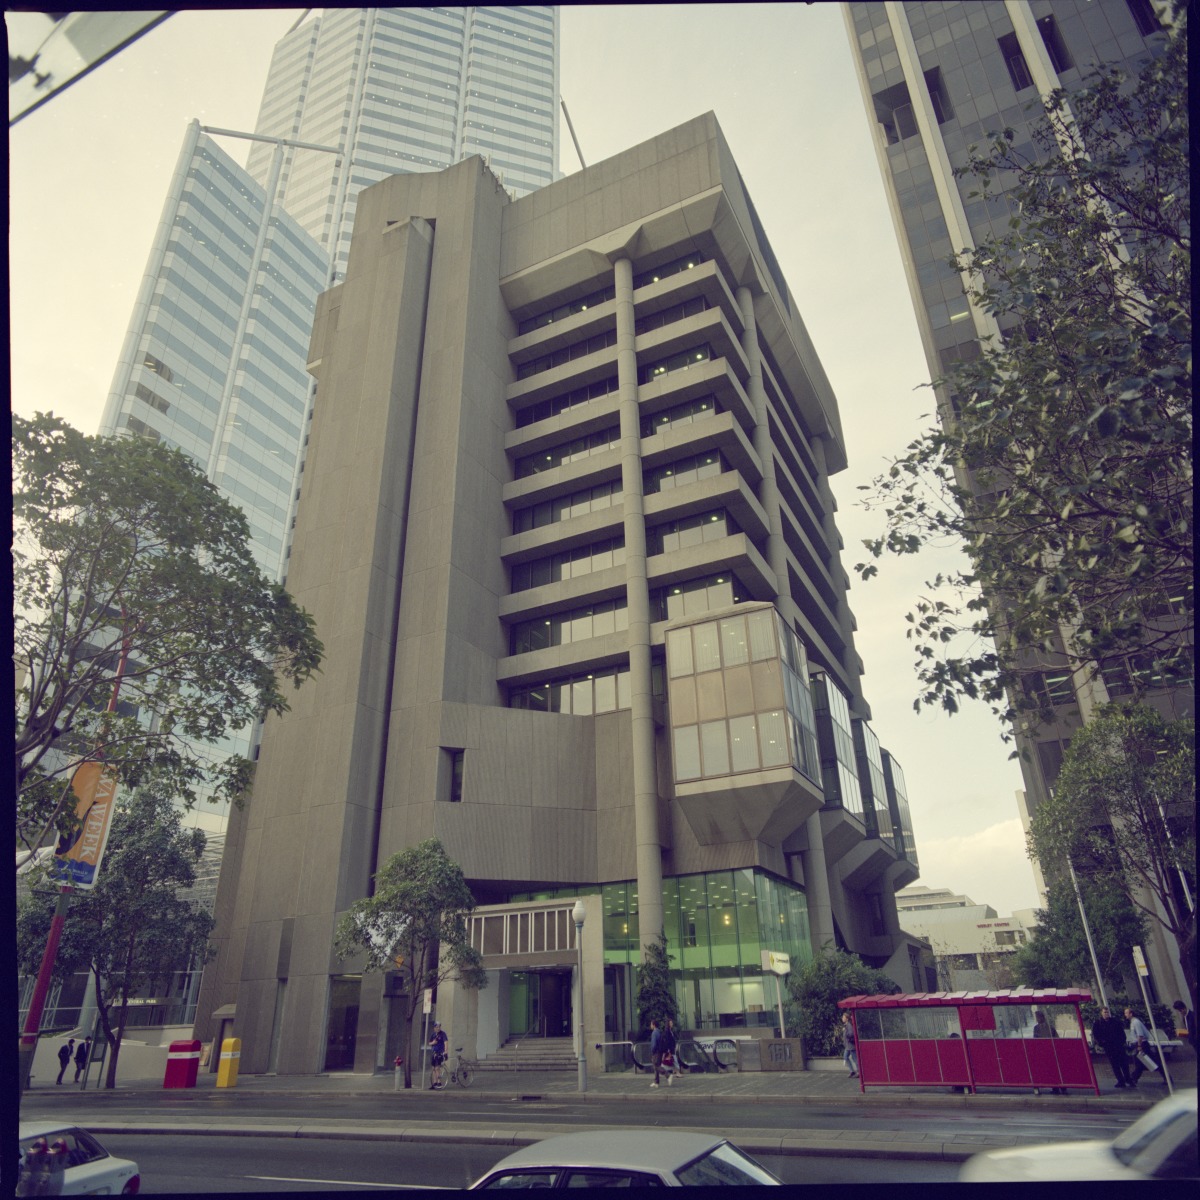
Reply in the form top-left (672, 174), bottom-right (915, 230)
top-left (1112, 1107), bottom-right (1193, 1168)
top-left (674, 1142), bottom-right (780, 1186)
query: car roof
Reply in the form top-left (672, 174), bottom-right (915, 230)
top-left (484, 1130), bottom-right (727, 1174)
top-left (19, 1121), bottom-right (85, 1141)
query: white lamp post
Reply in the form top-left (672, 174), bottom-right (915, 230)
top-left (572, 898), bottom-right (587, 1093)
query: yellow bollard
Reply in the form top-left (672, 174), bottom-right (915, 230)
top-left (215, 1037), bottom-right (241, 1088)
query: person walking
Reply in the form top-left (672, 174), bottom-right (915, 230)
top-left (73, 1038), bottom-right (91, 1083)
top-left (663, 1018), bottom-right (681, 1086)
top-left (840, 1012), bottom-right (859, 1079)
top-left (649, 1019), bottom-right (665, 1088)
top-left (1092, 1007), bottom-right (1134, 1089)
top-left (55, 1038), bottom-right (75, 1085)
top-left (1172, 1001), bottom-right (1196, 1056)
top-left (1125, 1007), bottom-right (1159, 1086)
top-left (667, 1018), bottom-right (684, 1080)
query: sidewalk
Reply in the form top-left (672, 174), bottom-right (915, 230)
top-left (22, 1053), bottom-right (1194, 1164)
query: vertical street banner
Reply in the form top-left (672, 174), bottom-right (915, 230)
top-left (51, 761), bottom-right (119, 888)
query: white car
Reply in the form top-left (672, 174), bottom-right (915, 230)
top-left (960, 1088), bottom-right (1197, 1182)
top-left (18, 1121), bottom-right (140, 1195)
top-left (470, 1130), bottom-right (781, 1188)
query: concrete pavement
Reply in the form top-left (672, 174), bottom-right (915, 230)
top-left (21, 1051), bottom-right (1194, 1165)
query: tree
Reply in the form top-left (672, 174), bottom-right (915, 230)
top-left (854, 19), bottom-right (1190, 728)
top-left (333, 839), bottom-right (485, 1088)
top-left (13, 413), bottom-right (324, 855)
top-left (17, 782), bottom-right (215, 1088)
top-left (1010, 877), bottom-right (1147, 994)
top-left (785, 946), bottom-right (900, 1056)
top-left (1027, 704), bottom-right (1195, 1011)
top-left (634, 934), bottom-right (678, 1036)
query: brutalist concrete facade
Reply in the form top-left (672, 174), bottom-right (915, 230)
top-left (197, 114), bottom-right (921, 1075)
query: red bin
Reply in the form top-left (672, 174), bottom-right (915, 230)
top-left (163, 1039), bottom-right (202, 1089)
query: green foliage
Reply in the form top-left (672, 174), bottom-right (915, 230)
top-left (785, 946), bottom-right (900, 1056)
top-left (634, 934), bottom-right (678, 1036)
top-left (1028, 703), bottom-right (1195, 1010)
top-left (16, 780), bottom-right (215, 1088)
top-left (1080, 998), bottom-right (1175, 1038)
top-left (854, 24), bottom-right (1191, 729)
top-left (334, 839), bottom-right (484, 1087)
top-left (1010, 877), bottom-right (1147, 993)
top-left (13, 412), bottom-right (324, 855)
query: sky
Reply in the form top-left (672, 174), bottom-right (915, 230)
top-left (7, 5), bottom-right (1038, 916)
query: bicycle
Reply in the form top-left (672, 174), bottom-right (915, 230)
top-left (431, 1046), bottom-right (475, 1089)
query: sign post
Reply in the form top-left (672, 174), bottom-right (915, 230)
top-left (1131, 945), bottom-right (1174, 1095)
top-left (761, 950), bottom-right (791, 1038)
top-left (419, 988), bottom-right (432, 1090)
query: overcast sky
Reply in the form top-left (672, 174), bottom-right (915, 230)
top-left (8, 5), bottom-right (1037, 916)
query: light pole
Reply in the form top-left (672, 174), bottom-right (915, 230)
top-left (572, 898), bottom-right (587, 1093)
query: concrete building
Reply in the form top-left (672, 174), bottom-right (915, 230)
top-left (196, 112), bottom-right (926, 1077)
top-left (896, 885), bottom-right (1038, 991)
top-left (842, 0), bottom-right (1190, 1004)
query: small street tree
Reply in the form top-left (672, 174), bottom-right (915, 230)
top-left (1027, 704), bottom-right (1195, 1011)
top-left (13, 412), bottom-right (323, 855)
top-left (16, 782), bottom-right (215, 1088)
top-left (854, 18), bottom-right (1190, 728)
top-left (333, 839), bottom-right (485, 1088)
top-left (785, 946), bottom-right (899, 1055)
top-left (1010, 878), bottom-right (1147, 995)
top-left (634, 934), bottom-right (678, 1036)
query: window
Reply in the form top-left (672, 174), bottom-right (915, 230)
top-left (134, 382), bottom-right (170, 413)
top-left (514, 426), bottom-right (620, 478)
top-left (643, 451), bottom-right (724, 494)
top-left (125, 415), bottom-right (161, 441)
top-left (142, 353), bottom-right (173, 382)
top-left (647, 510), bottom-right (736, 555)
top-left (517, 284), bottom-right (615, 334)
top-left (445, 749), bottom-right (465, 802)
top-left (634, 294), bottom-right (709, 335)
top-left (633, 251), bottom-right (705, 289)
top-left (998, 32), bottom-right (1033, 91)
top-left (638, 344), bottom-right (712, 385)
top-left (924, 67), bottom-right (954, 124)
top-left (1037, 15), bottom-right (1073, 73)
top-left (1126, 0), bottom-right (1163, 36)
top-left (515, 328), bottom-right (617, 380)
top-left (640, 395), bottom-right (718, 438)
top-left (515, 376), bottom-right (618, 429)
top-left (872, 80), bottom-right (918, 145)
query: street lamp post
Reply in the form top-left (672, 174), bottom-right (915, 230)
top-left (572, 899), bottom-right (587, 1093)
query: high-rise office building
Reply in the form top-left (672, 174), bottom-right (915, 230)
top-left (194, 113), bottom-right (926, 1076)
top-left (842, 0), bottom-right (1189, 999)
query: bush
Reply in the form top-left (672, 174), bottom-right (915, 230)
top-left (786, 946), bottom-right (900, 1056)
top-left (1080, 998), bottom-right (1177, 1039)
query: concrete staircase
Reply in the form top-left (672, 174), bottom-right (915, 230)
top-left (477, 1036), bottom-right (577, 1072)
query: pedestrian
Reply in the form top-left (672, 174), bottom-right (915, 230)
top-left (663, 1017), bottom-right (681, 1086)
top-left (55, 1038), bottom-right (75, 1085)
top-left (1172, 1000), bottom-right (1196, 1056)
top-left (667, 1018), bottom-right (684, 1080)
top-left (1032, 1009), bottom-right (1066, 1093)
top-left (73, 1038), bottom-right (91, 1083)
top-left (840, 1011), bottom-right (859, 1079)
top-left (649, 1019), bottom-right (665, 1088)
top-left (1091, 1006), bottom-right (1134, 1089)
top-left (427, 1022), bottom-right (448, 1089)
top-left (1125, 1007), bottom-right (1160, 1086)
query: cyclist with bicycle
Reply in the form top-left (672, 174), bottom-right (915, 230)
top-left (428, 1022), bottom-right (448, 1089)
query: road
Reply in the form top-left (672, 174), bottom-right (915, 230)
top-left (94, 1133), bottom-right (965, 1191)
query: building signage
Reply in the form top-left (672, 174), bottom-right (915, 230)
top-left (50, 761), bottom-right (118, 889)
top-left (422, 988), bottom-right (433, 1014)
top-left (1132, 944), bottom-right (1149, 978)
top-left (761, 950), bottom-right (790, 976)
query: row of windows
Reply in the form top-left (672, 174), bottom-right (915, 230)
top-left (512, 479), bottom-right (621, 533)
top-left (641, 395), bottom-right (718, 439)
top-left (673, 710), bottom-right (794, 781)
top-left (650, 573), bottom-right (747, 624)
top-left (515, 329), bottom-right (617, 380)
top-left (634, 294), bottom-right (710, 337)
top-left (518, 285), bottom-right (615, 335)
top-left (647, 509), bottom-right (737, 556)
top-left (666, 608), bottom-right (779, 678)
top-left (639, 344), bottom-right (712, 385)
top-left (510, 538), bottom-right (626, 592)
top-left (515, 426), bottom-right (620, 479)
top-left (633, 252), bottom-right (706, 289)
top-left (134, 382), bottom-right (169, 414)
top-left (508, 667), bottom-right (632, 715)
top-left (509, 599), bottom-right (629, 656)
top-left (515, 376), bottom-right (618, 428)
top-left (644, 451), bottom-right (724, 495)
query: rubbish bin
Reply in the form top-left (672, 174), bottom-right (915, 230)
top-left (163, 1039), bottom-right (202, 1089)
top-left (216, 1037), bottom-right (241, 1089)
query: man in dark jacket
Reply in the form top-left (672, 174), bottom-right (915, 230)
top-left (55, 1038), bottom-right (74, 1085)
top-left (1092, 1007), bottom-right (1133, 1088)
top-left (649, 1020), bottom-right (665, 1089)
top-left (1173, 1001), bottom-right (1195, 1056)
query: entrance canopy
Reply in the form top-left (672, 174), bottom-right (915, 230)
top-left (838, 988), bottom-right (1092, 1009)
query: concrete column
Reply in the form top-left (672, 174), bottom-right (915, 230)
top-left (739, 284), bottom-right (834, 954)
top-left (614, 256), bottom-right (664, 953)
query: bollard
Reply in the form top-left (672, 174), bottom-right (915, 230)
top-left (163, 1039), bottom-right (202, 1089)
top-left (216, 1037), bottom-right (241, 1088)
top-left (394, 1056), bottom-right (404, 1091)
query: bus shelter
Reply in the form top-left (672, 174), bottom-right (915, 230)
top-left (838, 989), bottom-right (1099, 1095)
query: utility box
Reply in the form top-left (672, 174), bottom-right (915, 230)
top-left (163, 1039), bottom-right (202, 1089)
top-left (216, 1037), bottom-right (241, 1088)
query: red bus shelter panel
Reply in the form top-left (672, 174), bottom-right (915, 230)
top-left (883, 1039), bottom-right (916, 1083)
top-left (859, 1042), bottom-right (887, 1081)
top-left (1025, 1039), bottom-right (1060, 1086)
top-left (910, 1040), bottom-right (941, 1081)
top-left (996, 1038), bottom-right (1033, 1085)
top-left (967, 1038), bottom-right (1002, 1086)
top-left (958, 1006), bottom-right (996, 1031)
top-left (935, 1037), bottom-right (969, 1082)
top-left (1055, 1040), bottom-right (1095, 1087)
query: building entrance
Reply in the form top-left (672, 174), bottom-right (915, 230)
top-left (508, 969), bottom-right (573, 1038)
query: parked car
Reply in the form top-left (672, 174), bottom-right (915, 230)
top-left (470, 1130), bottom-right (782, 1188)
top-left (960, 1088), bottom-right (1197, 1182)
top-left (18, 1121), bottom-right (140, 1195)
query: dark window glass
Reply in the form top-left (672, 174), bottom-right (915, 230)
top-left (1037, 15), bottom-right (1073, 73)
top-left (1126, 0), bottom-right (1163, 36)
top-left (998, 32), bottom-right (1033, 91)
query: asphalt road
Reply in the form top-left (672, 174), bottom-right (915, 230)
top-left (95, 1133), bottom-right (965, 1191)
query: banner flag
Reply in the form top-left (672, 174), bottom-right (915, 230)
top-left (50, 761), bottom-right (119, 889)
